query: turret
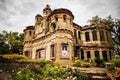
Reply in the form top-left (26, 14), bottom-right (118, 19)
top-left (24, 26), bottom-right (34, 41)
top-left (35, 14), bottom-right (43, 35)
top-left (35, 14), bottom-right (43, 25)
top-left (43, 5), bottom-right (52, 18)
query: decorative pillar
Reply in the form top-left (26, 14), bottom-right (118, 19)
top-left (99, 49), bottom-right (103, 59)
top-left (91, 50), bottom-right (95, 60)
top-left (84, 49), bottom-right (87, 61)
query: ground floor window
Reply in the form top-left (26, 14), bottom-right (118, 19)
top-left (62, 44), bottom-right (69, 58)
top-left (102, 51), bottom-right (108, 61)
top-left (87, 51), bottom-right (91, 59)
top-left (51, 45), bottom-right (55, 58)
top-left (81, 49), bottom-right (84, 59)
top-left (36, 49), bottom-right (45, 59)
top-left (109, 51), bottom-right (112, 60)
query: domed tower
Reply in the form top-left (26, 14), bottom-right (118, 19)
top-left (35, 14), bottom-right (43, 36)
top-left (48, 8), bottom-right (74, 32)
top-left (24, 26), bottom-right (34, 41)
top-left (43, 5), bottom-right (52, 18)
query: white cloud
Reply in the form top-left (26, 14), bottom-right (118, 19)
top-left (0, 0), bottom-right (120, 33)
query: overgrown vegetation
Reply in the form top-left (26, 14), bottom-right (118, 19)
top-left (109, 58), bottom-right (120, 79)
top-left (2, 54), bottom-right (28, 60)
top-left (72, 60), bottom-right (81, 67)
top-left (14, 60), bottom-right (92, 80)
top-left (111, 58), bottom-right (120, 67)
top-left (0, 31), bottom-right (24, 54)
top-left (94, 57), bottom-right (104, 67)
top-left (81, 62), bottom-right (91, 67)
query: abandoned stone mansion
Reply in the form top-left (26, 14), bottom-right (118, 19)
top-left (23, 5), bottom-right (114, 64)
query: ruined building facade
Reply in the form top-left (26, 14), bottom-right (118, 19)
top-left (23, 5), bottom-right (114, 64)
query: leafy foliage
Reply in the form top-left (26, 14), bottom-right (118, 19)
top-left (81, 62), bottom-right (91, 67)
top-left (89, 15), bottom-right (120, 55)
top-left (2, 54), bottom-right (28, 60)
top-left (111, 58), bottom-right (120, 67)
top-left (0, 31), bottom-right (24, 54)
top-left (14, 60), bottom-right (91, 80)
top-left (94, 57), bottom-right (104, 67)
top-left (72, 60), bottom-right (81, 67)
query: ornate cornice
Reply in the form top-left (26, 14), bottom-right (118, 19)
top-left (33, 29), bottom-right (74, 42)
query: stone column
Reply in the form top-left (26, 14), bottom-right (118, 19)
top-left (99, 49), bottom-right (103, 59)
top-left (84, 50), bottom-right (87, 61)
top-left (56, 42), bottom-right (61, 61)
top-left (91, 50), bottom-right (95, 60)
top-left (107, 50), bottom-right (110, 61)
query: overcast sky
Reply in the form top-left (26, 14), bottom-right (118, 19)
top-left (0, 0), bottom-right (120, 33)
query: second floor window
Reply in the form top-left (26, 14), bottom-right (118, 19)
top-left (99, 30), bottom-right (105, 41)
top-left (92, 31), bottom-right (97, 41)
top-left (55, 16), bottom-right (58, 22)
top-left (85, 32), bottom-right (90, 41)
top-left (106, 32), bottom-right (109, 41)
top-left (29, 31), bottom-right (32, 36)
top-left (74, 29), bottom-right (77, 38)
top-left (63, 15), bottom-right (66, 22)
top-left (51, 45), bottom-right (55, 57)
top-left (78, 31), bottom-right (81, 40)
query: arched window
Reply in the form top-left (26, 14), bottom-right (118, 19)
top-left (99, 30), bottom-right (105, 41)
top-left (92, 31), bottom-right (97, 41)
top-left (87, 51), bottom-right (91, 59)
top-left (81, 49), bottom-right (84, 59)
top-left (74, 29), bottom-right (77, 38)
top-left (109, 51), bottom-right (112, 60)
top-left (78, 31), bottom-right (81, 40)
top-left (102, 51), bottom-right (108, 61)
top-left (51, 45), bottom-right (55, 57)
top-left (106, 32), bottom-right (109, 41)
top-left (51, 23), bottom-right (56, 31)
top-left (29, 31), bottom-right (32, 36)
top-left (55, 16), bottom-right (58, 22)
top-left (63, 15), bottom-right (66, 22)
top-left (85, 32), bottom-right (90, 41)
top-left (94, 51), bottom-right (100, 58)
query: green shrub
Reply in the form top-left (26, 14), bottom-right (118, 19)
top-left (14, 68), bottom-right (34, 80)
top-left (2, 54), bottom-right (28, 60)
top-left (72, 60), bottom-right (81, 67)
top-left (81, 62), bottom-right (91, 67)
top-left (94, 57), bottom-right (104, 67)
top-left (45, 65), bottom-right (68, 79)
top-left (111, 58), bottom-right (120, 67)
top-left (14, 60), bottom-right (92, 80)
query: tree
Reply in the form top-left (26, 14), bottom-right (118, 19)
top-left (0, 33), bottom-right (10, 54)
top-left (0, 31), bottom-right (24, 54)
top-left (89, 15), bottom-right (120, 55)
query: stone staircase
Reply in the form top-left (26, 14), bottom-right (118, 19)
top-left (73, 67), bottom-right (111, 80)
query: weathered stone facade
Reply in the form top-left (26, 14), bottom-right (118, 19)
top-left (23, 5), bottom-right (114, 65)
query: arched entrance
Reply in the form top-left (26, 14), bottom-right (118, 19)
top-left (94, 51), bottom-right (100, 58)
top-left (102, 51), bottom-right (108, 61)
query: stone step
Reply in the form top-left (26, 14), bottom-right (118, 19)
top-left (92, 76), bottom-right (110, 80)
